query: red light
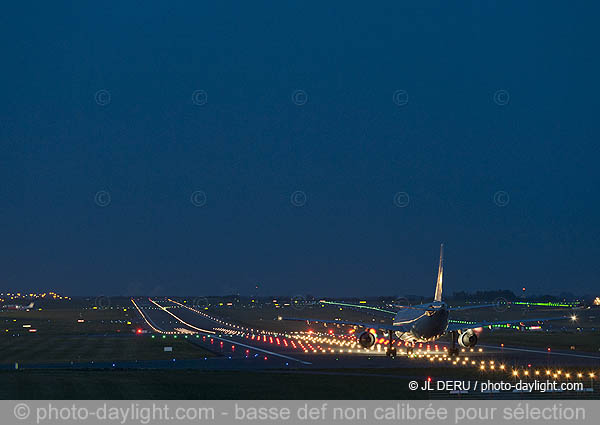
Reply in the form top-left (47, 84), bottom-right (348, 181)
top-left (264, 356), bottom-right (268, 360)
top-left (328, 329), bottom-right (334, 335)
top-left (136, 329), bottom-right (142, 334)
top-left (547, 347), bottom-right (551, 352)
top-left (427, 377), bottom-right (432, 382)
top-left (522, 287), bottom-right (526, 291)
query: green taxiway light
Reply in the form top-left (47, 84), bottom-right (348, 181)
top-left (319, 300), bottom-right (396, 315)
top-left (512, 301), bottom-right (578, 307)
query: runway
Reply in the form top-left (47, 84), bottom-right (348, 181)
top-left (132, 298), bottom-right (600, 378)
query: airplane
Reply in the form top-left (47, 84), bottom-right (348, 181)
top-left (283, 244), bottom-right (573, 357)
top-left (2, 302), bottom-right (34, 311)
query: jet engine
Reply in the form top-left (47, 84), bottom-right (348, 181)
top-left (358, 331), bottom-right (376, 349)
top-left (458, 329), bottom-right (478, 348)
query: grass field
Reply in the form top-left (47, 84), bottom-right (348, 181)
top-left (470, 329), bottom-right (600, 352)
top-left (0, 305), bottom-right (139, 335)
top-left (3, 367), bottom-right (597, 399)
top-left (0, 335), bottom-right (214, 365)
top-left (0, 368), bottom-right (484, 399)
top-left (1, 301), bottom-right (217, 364)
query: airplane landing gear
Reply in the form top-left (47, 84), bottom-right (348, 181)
top-left (448, 331), bottom-right (460, 356)
top-left (386, 330), bottom-right (397, 358)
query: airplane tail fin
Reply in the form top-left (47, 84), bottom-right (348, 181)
top-left (434, 244), bottom-right (444, 302)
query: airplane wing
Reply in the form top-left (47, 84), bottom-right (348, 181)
top-left (447, 315), bottom-right (572, 332)
top-left (318, 300), bottom-right (396, 315)
top-left (281, 317), bottom-right (402, 332)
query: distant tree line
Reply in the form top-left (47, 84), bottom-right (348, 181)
top-left (446, 290), bottom-right (577, 303)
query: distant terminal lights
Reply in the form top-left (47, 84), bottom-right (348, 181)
top-left (0, 292), bottom-right (70, 301)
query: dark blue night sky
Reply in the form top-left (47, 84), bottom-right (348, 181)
top-left (1, 2), bottom-right (598, 296)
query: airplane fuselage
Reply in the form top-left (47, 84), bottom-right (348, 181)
top-left (393, 302), bottom-right (449, 343)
